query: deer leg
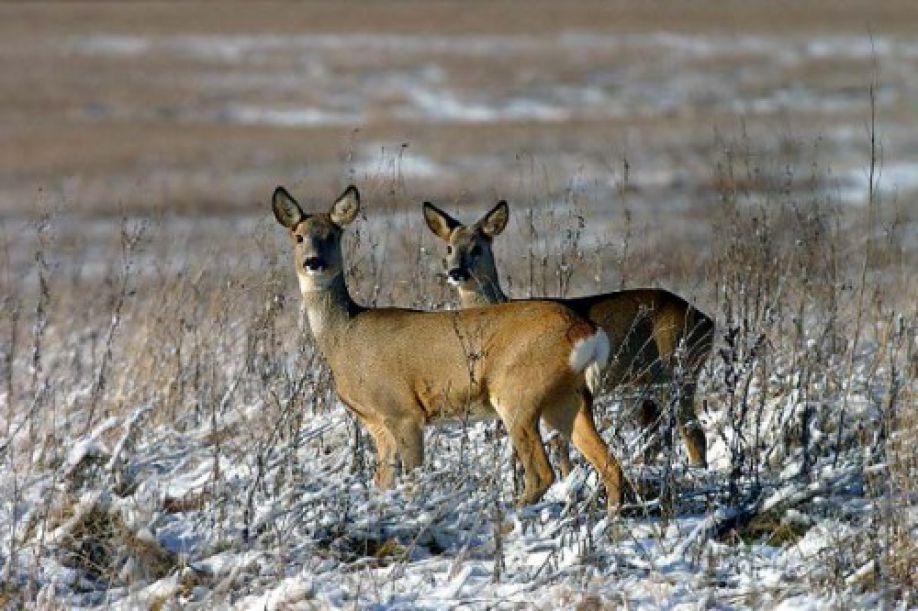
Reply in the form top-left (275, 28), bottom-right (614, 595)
top-left (390, 418), bottom-right (425, 473)
top-left (651, 319), bottom-right (708, 468)
top-left (539, 397), bottom-right (579, 479)
top-left (549, 435), bottom-right (573, 478)
top-left (570, 396), bottom-right (625, 509)
top-left (677, 382), bottom-right (707, 468)
top-left (364, 419), bottom-right (398, 489)
top-left (500, 411), bottom-right (554, 507)
top-left (638, 397), bottom-right (663, 463)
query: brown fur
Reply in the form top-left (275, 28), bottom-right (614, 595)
top-left (423, 200), bottom-right (714, 467)
top-left (274, 185), bottom-right (624, 508)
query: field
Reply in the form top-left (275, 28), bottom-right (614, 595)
top-left (0, 2), bottom-right (916, 608)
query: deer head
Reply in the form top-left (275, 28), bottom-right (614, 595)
top-left (423, 200), bottom-right (508, 299)
top-left (273, 185), bottom-right (360, 294)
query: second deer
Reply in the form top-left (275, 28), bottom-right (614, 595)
top-left (423, 200), bottom-right (714, 468)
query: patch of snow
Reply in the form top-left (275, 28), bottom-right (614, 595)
top-left (223, 106), bottom-right (361, 127)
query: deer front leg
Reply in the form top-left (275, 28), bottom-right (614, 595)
top-left (389, 418), bottom-right (425, 473)
top-left (363, 418), bottom-right (398, 488)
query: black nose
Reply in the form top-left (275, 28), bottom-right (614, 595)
top-left (304, 257), bottom-right (326, 272)
top-left (447, 268), bottom-right (470, 282)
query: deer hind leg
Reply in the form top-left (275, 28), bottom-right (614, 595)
top-left (570, 394), bottom-right (625, 509)
top-left (539, 393), bottom-right (580, 478)
top-left (510, 428), bottom-right (569, 483)
top-left (549, 436), bottom-right (573, 478)
top-left (638, 397), bottom-right (664, 463)
top-left (496, 405), bottom-right (554, 507)
top-left (514, 422), bottom-right (555, 507)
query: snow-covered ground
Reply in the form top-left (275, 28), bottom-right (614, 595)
top-left (0, 356), bottom-right (910, 609)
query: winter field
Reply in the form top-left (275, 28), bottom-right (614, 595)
top-left (1, 2), bottom-right (916, 608)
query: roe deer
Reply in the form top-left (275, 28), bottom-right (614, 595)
top-left (273, 185), bottom-right (626, 508)
top-left (423, 200), bottom-right (714, 468)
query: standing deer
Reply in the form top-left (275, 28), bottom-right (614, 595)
top-left (423, 200), bottom-right (714, 468)
top-left (273, 184), bottom-right (626, 508)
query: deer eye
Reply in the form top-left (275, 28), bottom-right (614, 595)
top-left (446, 245), bottom-right (453, 254)
top-left (295, 234), bottom-right (304, 243)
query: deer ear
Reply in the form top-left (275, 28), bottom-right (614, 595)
top-left (422, 201), bottom-right (462, 241)
top-left (330, 185), bottom-right (360, 226)
top-left (272, 186), bottom-right (306, 228)
top-left (476, 200), bottom-right (509, 237)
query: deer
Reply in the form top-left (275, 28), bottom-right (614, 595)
top-left (272, 184), bottom-right (627, 509)
top-left (423, 200), bottom-right (714, 469)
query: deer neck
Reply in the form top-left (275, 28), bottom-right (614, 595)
top-left (300, 272), bottom-right (359, 356)
top-left (458, 274), bottom-right (508, 308)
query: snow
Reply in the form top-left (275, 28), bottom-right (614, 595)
top-left (224, 106), bottom-right (361, 128)
top-left (3, 388), bottom-right (889, 609)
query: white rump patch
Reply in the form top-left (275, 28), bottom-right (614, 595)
top-left (569, 330), bottom-right (611, 394)
top-left (569, 329), bottom-right (610, 372)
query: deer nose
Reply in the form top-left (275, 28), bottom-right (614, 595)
top-left (304, 256), bottom-right (326, 272)
top-left (447, 268), bottom-right (470, 282)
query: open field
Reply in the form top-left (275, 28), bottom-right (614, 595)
top-left (3, 1), bottom-right (918, 218)
top-left (0, 2), bottom-right (916, 608)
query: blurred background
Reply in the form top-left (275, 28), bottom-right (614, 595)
top-left (2, 2), bottom-right (916, 296)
